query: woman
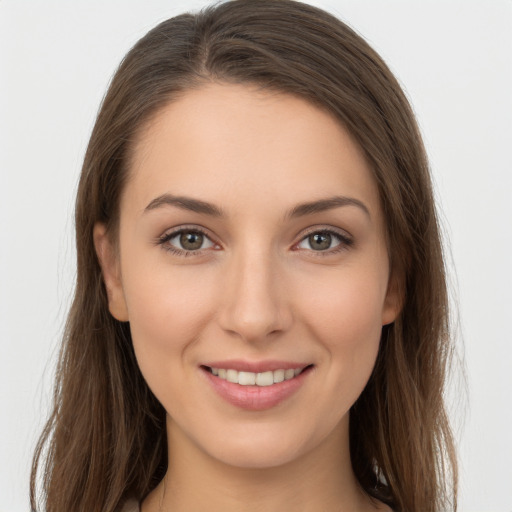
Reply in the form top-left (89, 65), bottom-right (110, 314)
top-left (31, 1), bottom-right (457, 511)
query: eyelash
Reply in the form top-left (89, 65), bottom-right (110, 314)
top-left (297, 227), bottom-right (354, 257)
top-left (156, 226), bottom-right (216, 257)
top-left (156, 226), bottom-right (353, 257)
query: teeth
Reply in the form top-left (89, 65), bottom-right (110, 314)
top-left (209, 366), bottom-right (306, 386)
top-left (226, 369), bottom-right (238, 383)
top-left (273, 369), bottom-right (284, 383)
top-left (256, 371), bottom-right (273, 386)
top-left (239, 371), bottom-right (256, 385)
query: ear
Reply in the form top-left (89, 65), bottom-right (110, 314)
top-left (93, 223), bottom-right (129, 322)
top-left (381, 272), bottom-right (404, 326)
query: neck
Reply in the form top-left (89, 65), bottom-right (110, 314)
top-left (142, 415), bottom-right (384, 512)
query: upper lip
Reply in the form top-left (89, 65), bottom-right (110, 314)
top-left (201, 359), bottom-right (312, 373)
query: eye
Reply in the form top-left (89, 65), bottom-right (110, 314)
top-left (158, 227), bottom-right (217, 255)
top-left (296, 229), bottom-right (352, 253)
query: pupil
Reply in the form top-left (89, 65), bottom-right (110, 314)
top-left (310, 232), bottom-right (331, 250)
top-left (180, 232), bottom-right (203, 250)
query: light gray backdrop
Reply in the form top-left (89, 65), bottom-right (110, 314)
top-left (1, 1), bottom-right (511, 510)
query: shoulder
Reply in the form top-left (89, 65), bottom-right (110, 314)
top-left (121, 499), bottom-right (140, 512)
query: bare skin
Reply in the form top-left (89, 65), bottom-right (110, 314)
top-left (95, 83), bottom-right (398, 512)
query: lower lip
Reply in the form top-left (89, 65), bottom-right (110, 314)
top-left (200, 366), bottom-right (313, 411)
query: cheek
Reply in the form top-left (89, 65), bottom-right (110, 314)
top-left (298, 267), bottom-right (386, 395)
top-left (302, 265), bottom-right (386, 341)
top-left (121, 259), bottom-right (217, 384)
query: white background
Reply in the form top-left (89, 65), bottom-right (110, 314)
top-left (1, 1), bottom-right (511, 510)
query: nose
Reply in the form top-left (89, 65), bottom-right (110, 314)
top-left (217, 246), bottom-right (292, 343)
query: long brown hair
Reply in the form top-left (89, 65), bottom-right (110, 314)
top-left (31, 1), bottom-right (457, 510)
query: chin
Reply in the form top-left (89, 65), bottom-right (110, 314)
top-left (213, 444), bottom-right (303, 470)
top-left (200, 425), bottom-right (317, 470)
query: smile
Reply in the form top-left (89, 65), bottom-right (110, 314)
top-left (207, 366), bottom-right (307, 386)
top-left (201, 364), bottom-right (314, 411)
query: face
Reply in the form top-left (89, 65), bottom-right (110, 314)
top-left (95, 83), bottom-right (400, 470)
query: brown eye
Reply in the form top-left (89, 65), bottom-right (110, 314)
top-left (296, 229), bottom-right (352, 254)
top-left (180, 231), bottom-right (204, 250)
top-left (161, 228), bottom-right (216, 253)
top-left (308, 232), bottom-right (332, 251)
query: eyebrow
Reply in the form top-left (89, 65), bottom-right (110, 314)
top-left (286, 195), bottom-right (370, 220)
top-left (144, 194), bottom-right (226, 217)
top-left (144, 193), bottom-right (370, 219)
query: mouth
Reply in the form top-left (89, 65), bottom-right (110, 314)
top-left (200, 363), bottom-right (314, 411)
top-left (201, 364), bottom-right (314, 387)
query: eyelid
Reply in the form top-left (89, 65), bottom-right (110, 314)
top-left (293, 225), bottom-right (354, 253)
top-left (156, 225), bottom-right (220, 255)
top-left (155, 224), bottom-right (353, 257)
top-left (298, 225), bottom-right (352, 239)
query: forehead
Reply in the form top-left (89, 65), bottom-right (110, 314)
top-left (124, 82), bottom-right (381, 220)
